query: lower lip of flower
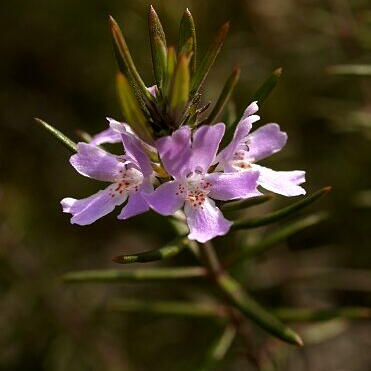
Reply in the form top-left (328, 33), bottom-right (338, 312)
top-left (182, 173), bottom-right (212, 209)
top-left (109, 167), bottom-right (144, 198)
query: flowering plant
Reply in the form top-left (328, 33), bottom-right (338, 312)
top-left (37, 7), bottom-right (334, 366)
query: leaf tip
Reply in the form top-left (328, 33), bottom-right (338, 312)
top-left (274, 67), bottom-right (283, 75)
top-left (112, 256), bottom-right (123, 264)
top-left (323, 186), bottom-right (333, 193)
top-left (108, 14), bottom-right (116, 25)
top-left (294, 334), bottom-right (304, 347)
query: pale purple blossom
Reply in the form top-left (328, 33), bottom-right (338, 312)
top-left (216, 102), bottom-right (306, 197)
top-left (144, 124), bottom-right (260, 243)
top-left (61, 122), bottom-right (153, 225)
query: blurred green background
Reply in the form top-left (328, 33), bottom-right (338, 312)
top-left (1, 0), bottom-right (371, 370)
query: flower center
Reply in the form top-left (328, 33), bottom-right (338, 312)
top-left (109, 167), bottom-right (143, 198)
top-left (231, 150), bottom-right (254, 171)
top-left (182, 172), bottom-right (212, 209)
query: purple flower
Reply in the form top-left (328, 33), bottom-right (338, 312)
top-left (144, 124), bottom-right (260, 243)
top-left (61, 122), bottom-right (153, 225)
top-left (216, 102), bottom-right (306, 197)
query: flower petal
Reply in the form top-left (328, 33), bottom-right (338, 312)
top-left (108, 118), bottom-right (153, 177)
top-left (61, 185), bottom-right (127, 225)
top-left (207, 171), bottom-right (261, 201)
top-left (246, 123), bottom-right (287, 161)
top-left (241, 101), bottom-right (259, 119)
top-left (190, 123), bottom-right (225, 172)
top-left (216, 114), bottom-right (259, 166)
top-left (144, 180), bottom-right (185, 215)
top-left (156, 126), bottom-right (192, 178)
top-left (117, 180), bottom-right (153, 219)
top-left (147, 85), bottom-right (158, 97)
top-left (90, 128), bottom-right (121, 146)
top-left (70, 143), bottom-right (125, 182)
top-left (252, 164), bottom-right (306, 196)
top-left (184, 198), bottom-right (232, 243)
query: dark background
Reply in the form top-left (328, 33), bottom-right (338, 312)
top-left (1, 0), bottom-right (371, 370)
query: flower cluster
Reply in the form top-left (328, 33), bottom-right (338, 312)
top-left (61, 102), bottom-right (305, 242)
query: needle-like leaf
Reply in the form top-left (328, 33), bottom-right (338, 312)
top-left (35, 118), bottom-right (77, 152)
top-left (232, 187), bottom-right (331, 231)
top-left (251, 67), bottom-right (282, 105)
top-left (148, 6), bottom-right (167, 88)
top-left (62, 267), bottom-right (207, 283)
top-left (108, 299), bottom-right (228, 320)
top-left (327, 64), bottom-right (371, 76)
top-left (274, 307), bottom-right (371, 322)
top-left (191, 22), bottom-right (229, 94)
top-left (221, 194), bottom-right (274, 212)
top-left (204, 67), bottom-right (240, 125)
top-left (217, 273), bottom-right (303, 346)
top-left (109, 15), bottom-right (152, 101)
top-left (112, 237), bottom-right (188, 264)
top-left (197, 325), bottom-right (236, 371)
top-left (116, 72), bottom-right (154, 144)
top-left (228, 213), bottom-right (327, 266)
top-left (179, 8), bottom-right (197, 74)
top-left (169, 55), bottom-right (190, 118)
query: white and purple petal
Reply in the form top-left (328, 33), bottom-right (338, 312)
top-left (70, 143), bottom-right (127, 182)
top-left (246, 123), bottom-right (287, 162)
top-left (117, 180), bottom-right (153, 219)
top-left (144, 180), bottom-right (185, 215)
top-left (207, 171), bottom-right (261, 201)
top-left (189, 123), bottom-right (225, 173)
top-left (252, 164), bottom-right (306, 196)
top-left (61, 185), bottom-right (127, 225)
top-left (90, 127), bottom-right (121, 146)
top-left (241, 101), bottom-right (259, 120)
top-left (156, 126), bottom-right (192, 179)
top-left (216, 113), bottom-right (259, 166)
top-left (184, 198), bottom-right (232, 243)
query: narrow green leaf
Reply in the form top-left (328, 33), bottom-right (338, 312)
top-left (228, 213), bottom-right (327, 266)
top-left (251, 67), bottom-right (282, 105)
top-left (169, 55), bottom-right (190, 116)
top-left (221, 194), bottom-right (274, 212)
top-left (179, 9), bottom-right (197, 74)
top-left (191, 22), bottom-right (229, 94)
top-left (148, 6), bottom-right (167, 88)
top-left (232, 187), bottom-right (331, 231)
top-left (62, 267), bottom-right (207, 283)
top-left (35, 118), bottom-right (77, 152)
top-left (109, 16), bottom-right (152, 101)
top-left (116, 72), bottom-right (154, 144)
top-left (217, 273), bottom-right (303, 346)
top-left (327, 64), bottom-right (371, 76)
top-left (274, 307), bottom-right (371, 322)
top-left (221, 101), bottom-right (237, 128)
top-left (108, 299), bottom-right (228, 319)
top-left (197, 325), bottom-right (236, 371)
top-left (112, 237), bottom-right (188, 264)
top-left (204, 67), bottom-right (240, 125)
top-left (163, 46), bottom-right (177, 96)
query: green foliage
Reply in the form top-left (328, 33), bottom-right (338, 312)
top-left (35, 118), bottom-right (77, 152)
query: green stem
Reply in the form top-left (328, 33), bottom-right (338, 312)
top-left (62, 267), bottom-right (206, 283)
